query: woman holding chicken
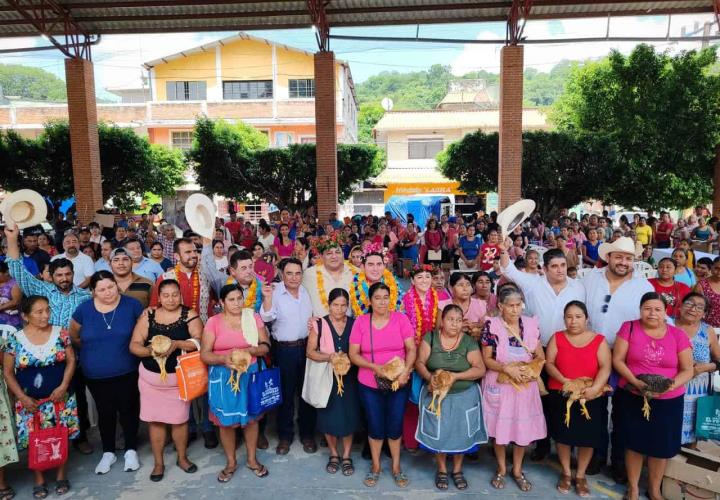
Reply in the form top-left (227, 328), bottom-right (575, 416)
top-left (349, 282), bottom-right (416, 489)
top-left (480, 285), bottom-right (546, 493)
top-left (414, 304), bottom-right (487, 491)
top-left (545, 301), bottom-right (611, 497)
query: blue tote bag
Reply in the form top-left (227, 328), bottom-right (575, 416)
top-left (248, 358), bottom-right (282, 415)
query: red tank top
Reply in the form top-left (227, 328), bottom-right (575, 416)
top-left (548, 332), bottom-right (604, 391)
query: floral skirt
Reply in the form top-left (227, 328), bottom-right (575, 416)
top-left (15, 394), bottom-right (79, 450)
top-left (0, 378), bottom-right (18, 467)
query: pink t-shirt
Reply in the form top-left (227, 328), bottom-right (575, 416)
top-left (274, 237), bottom-right (294, 258)
top-left (616, 320), bottom-right (691, 399)
top-left (349, 312), bottom-right (414, 389)
top-left (438, 297), bottom-right (487, 323)
top-left (205, 312), bottom-right (264, 362)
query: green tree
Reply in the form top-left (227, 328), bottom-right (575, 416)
top-left (190, 118), bottom-right (384, 210)
top-left (358, 103), bottom-right (384, 143)
top-left (437, 130), bottom-right (617, 217)
top-left (552, 44), bottom-right (720, 211)
top-left (0, 121), bottom-right (185, 212)
top-left (0, 64), bottom-right (67, 101)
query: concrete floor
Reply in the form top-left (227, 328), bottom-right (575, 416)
top-left (6, 426), bottom-right (631, 500)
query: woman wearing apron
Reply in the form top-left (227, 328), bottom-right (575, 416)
top-left (480, 286), bottom-right (546, 493)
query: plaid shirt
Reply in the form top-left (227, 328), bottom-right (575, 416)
top-left (156, 234), bottom-right (176, 264)
top-left (7, 257), bottom-right (91, 328)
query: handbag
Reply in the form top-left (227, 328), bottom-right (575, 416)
top-left (369, 315), bottom-right (394, 393)
top-left (301, 320), bottom-right (334, 408)
top-left (176, 338), bottom-right (208, 402)
top-left (695, 395), bottom-right (720, 440)
top-left (248, 358), bottom-right (282, 415)
top-left (28, 400), bottom-right (69, 472)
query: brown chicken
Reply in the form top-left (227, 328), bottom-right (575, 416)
top-left (497, 357), bottom-right (546, 391)
top-left (150, 335), bottom-right (173, 382)
top-left (427, 370), bottom-right (454, 417)
top-left (331, 352), bottom-right (351, 396)
top-left (561, 377), bottom-right (613, 427)
top-left (227, 350), bottom-right (252, 393)
top-left (380, 357), bottom-right (406, 391)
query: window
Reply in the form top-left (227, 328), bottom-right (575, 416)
top-left (300, 136), bottom-right (315, 144)
top-left (171, 131), bottom-right (193, 151)
top-left (408, 137), bottom-right (444, 159)
top-left (166, 81), bottom-right (206, 101)
top-left (274, 132), bottom-right (294, 147)
top-left (223, 80), bottom-right (273, 100)
top-left (289, 79), bottom-right (315, 98)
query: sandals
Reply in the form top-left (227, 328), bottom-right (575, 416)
top-left (31, 484), bottom-right (48, 500)
top-left (393, 471), bottom-right (409, 488)
top-left (491, 472), bottom-right (506, 489)
top-left (326, 456), bottom-right (341, 474)
top-left (575, 477), bottom-right (591, 497)
top-left (435, 472), bottom-right (449, 490)
top-left (363, 470), bottom-right (380, 487)
top-left (557, 473), bottom-right (572, 494)
top-left (513, 472), bottom-right (533, 492)
top-left (217, 465), bottom-right (237, 483)
top-left (451, 471), bottom-right (468, 490)
top-left (246, 463), bottom-right (269, 478)
top-left (341, 458), bottom-right (354, 476)
top-left (0, 487), bottom-right (14, 500)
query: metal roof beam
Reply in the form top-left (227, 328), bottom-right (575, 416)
top-left (306, 0), bottom-right (330, 51)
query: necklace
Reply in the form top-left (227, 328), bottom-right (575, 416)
top-left (440, 332), bottom-right (462, 351)
top-left (101, 305), bottom-right (118, 330)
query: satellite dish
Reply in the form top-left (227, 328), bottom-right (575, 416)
top-left (381, 97), bottom-right (394, 111)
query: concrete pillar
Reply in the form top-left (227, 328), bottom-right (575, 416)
top-left (65, 58), bottom-right (103, 223)
top-left (498, 45), bottom-right (524, 210)
top-left (314, 51), bottom-right (338, 223)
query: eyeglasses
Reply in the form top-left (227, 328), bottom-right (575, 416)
top-left (682, 302), bottom-right (706, 311)
top-left (601, 294), bottom-right (611, 314)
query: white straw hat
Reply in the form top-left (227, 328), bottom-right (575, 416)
top-left (184, 193), bottom-right (216, 239)
top-left (0, 189), bottom-right (47, 229)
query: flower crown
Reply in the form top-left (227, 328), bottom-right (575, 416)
top-left (404, 263), bottom-right (437, 278)
top-left (311, 233), bottom-right (344, 255)
top-left (362, 241), bottom-right (385, 257)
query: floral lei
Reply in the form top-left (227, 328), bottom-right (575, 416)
top-left (224, 275), bottom-right (262, 311)
top-left (175, 263), bottom-right (199, 308)
top-left (407, 287), bottom-right (438, 343)
top-left (350, 269), bottom-right (400, 316)
top-left (316, 265), bottom-right (329, 312)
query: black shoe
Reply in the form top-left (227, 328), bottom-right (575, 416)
top-left (585, 455), bottom-right (602, 476)
top-left (203, 430), bottom-right (218, 449)
top-left (150, 466), bottom-right (165, 482)
top-left (611, 462), bottom-right (627, 484)
top-left (72, 440), bottom-right (94, 455)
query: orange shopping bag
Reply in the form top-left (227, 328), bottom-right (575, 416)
top-left (176, 340), bottom-right (208, 401)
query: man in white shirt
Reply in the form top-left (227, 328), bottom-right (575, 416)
top-left (52, 233), bottom-right (95, 288)
top-left (582, 236), bottom-right (653, 482)
top-left (302, 238), bottom-right (353, 317)
top-left (500, 243), bottom-right (585, 462)
top-left (260, 257), bottom-right (316, 456)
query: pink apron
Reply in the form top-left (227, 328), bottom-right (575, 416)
top-left (481, 316), bottom-right (547, 446)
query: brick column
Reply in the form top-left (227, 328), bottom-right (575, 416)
top-left (65, 58), bottom-right (103, 224)
top-left (314, 51), bottom-right (338, 223)
top-left (498, 45), bottom-right (524, 210)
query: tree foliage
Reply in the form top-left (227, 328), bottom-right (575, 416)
top-left (0, 121), bottom-right (185, 212)
top-left (190, 117), bottom-right (384, 210)
top-left (0, 64), bottom-right (67, 101)
top-left (358, 103), bottom-right (385, 143)
top-left (437, 130), bottom-right (618, 217)
top-left (552, 44), bottom-right (720, 211)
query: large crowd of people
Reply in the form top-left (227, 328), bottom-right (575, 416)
top-left (0, 205), bottom-right (719, 500)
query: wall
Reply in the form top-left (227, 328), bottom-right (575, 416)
top-left (153, 49), bottom-right (217, 101)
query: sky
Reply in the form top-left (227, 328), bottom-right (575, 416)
top-left (0, 13), bottom-right (716, 101)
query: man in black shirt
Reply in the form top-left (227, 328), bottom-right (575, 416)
top-left (22, 226), bottom-right (51, 273)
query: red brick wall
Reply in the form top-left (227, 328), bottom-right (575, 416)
top-left (65, 58), bottom-right (103, 223)
top-left (498, 45), bottom-right (524, 211)
top-left (152, 103), bottom-right (203, 120)
top-left (206, 101), bottom-right (273, 119)
top-left (314, 51), bottom-right (338, 221)
top-left (276, 101), bottom-right (315, 118)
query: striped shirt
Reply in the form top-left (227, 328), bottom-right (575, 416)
top-left (7, 257), bottom-right (91, 328)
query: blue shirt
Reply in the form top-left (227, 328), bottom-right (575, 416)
top-left (0, 255), bottom-right (39, 276)
top-left (7, 257), bottom-right (90, 328)
top-left (459, 235), bottom-right (482, 260)
top-left (132, 257), bottom-right (164, 282)
top-left (71, 295), bottom-right (143, 379)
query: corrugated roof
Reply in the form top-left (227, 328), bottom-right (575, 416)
top-left (0, 1), bottom-right (713, 38)
top-left (374, 108), bottom-right (548, 131)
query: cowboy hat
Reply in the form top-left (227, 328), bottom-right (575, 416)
top-left (0, 189), bottom-right (47, 229)
top-left (497, 199), bottom-right (536, 236)
top-left (184, 193), bottom-right (215, 239)
top-left (598, 236), bottom-right (636, 262)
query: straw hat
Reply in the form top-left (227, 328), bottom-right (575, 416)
top-left (0, 189), bottom-right (47, 229)
top-left (184, 193), bottom-right (215, 239)
top-left (598, 236), bottom-right (636, 262)
top-left (497, 199), bottom-right (536, 236)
